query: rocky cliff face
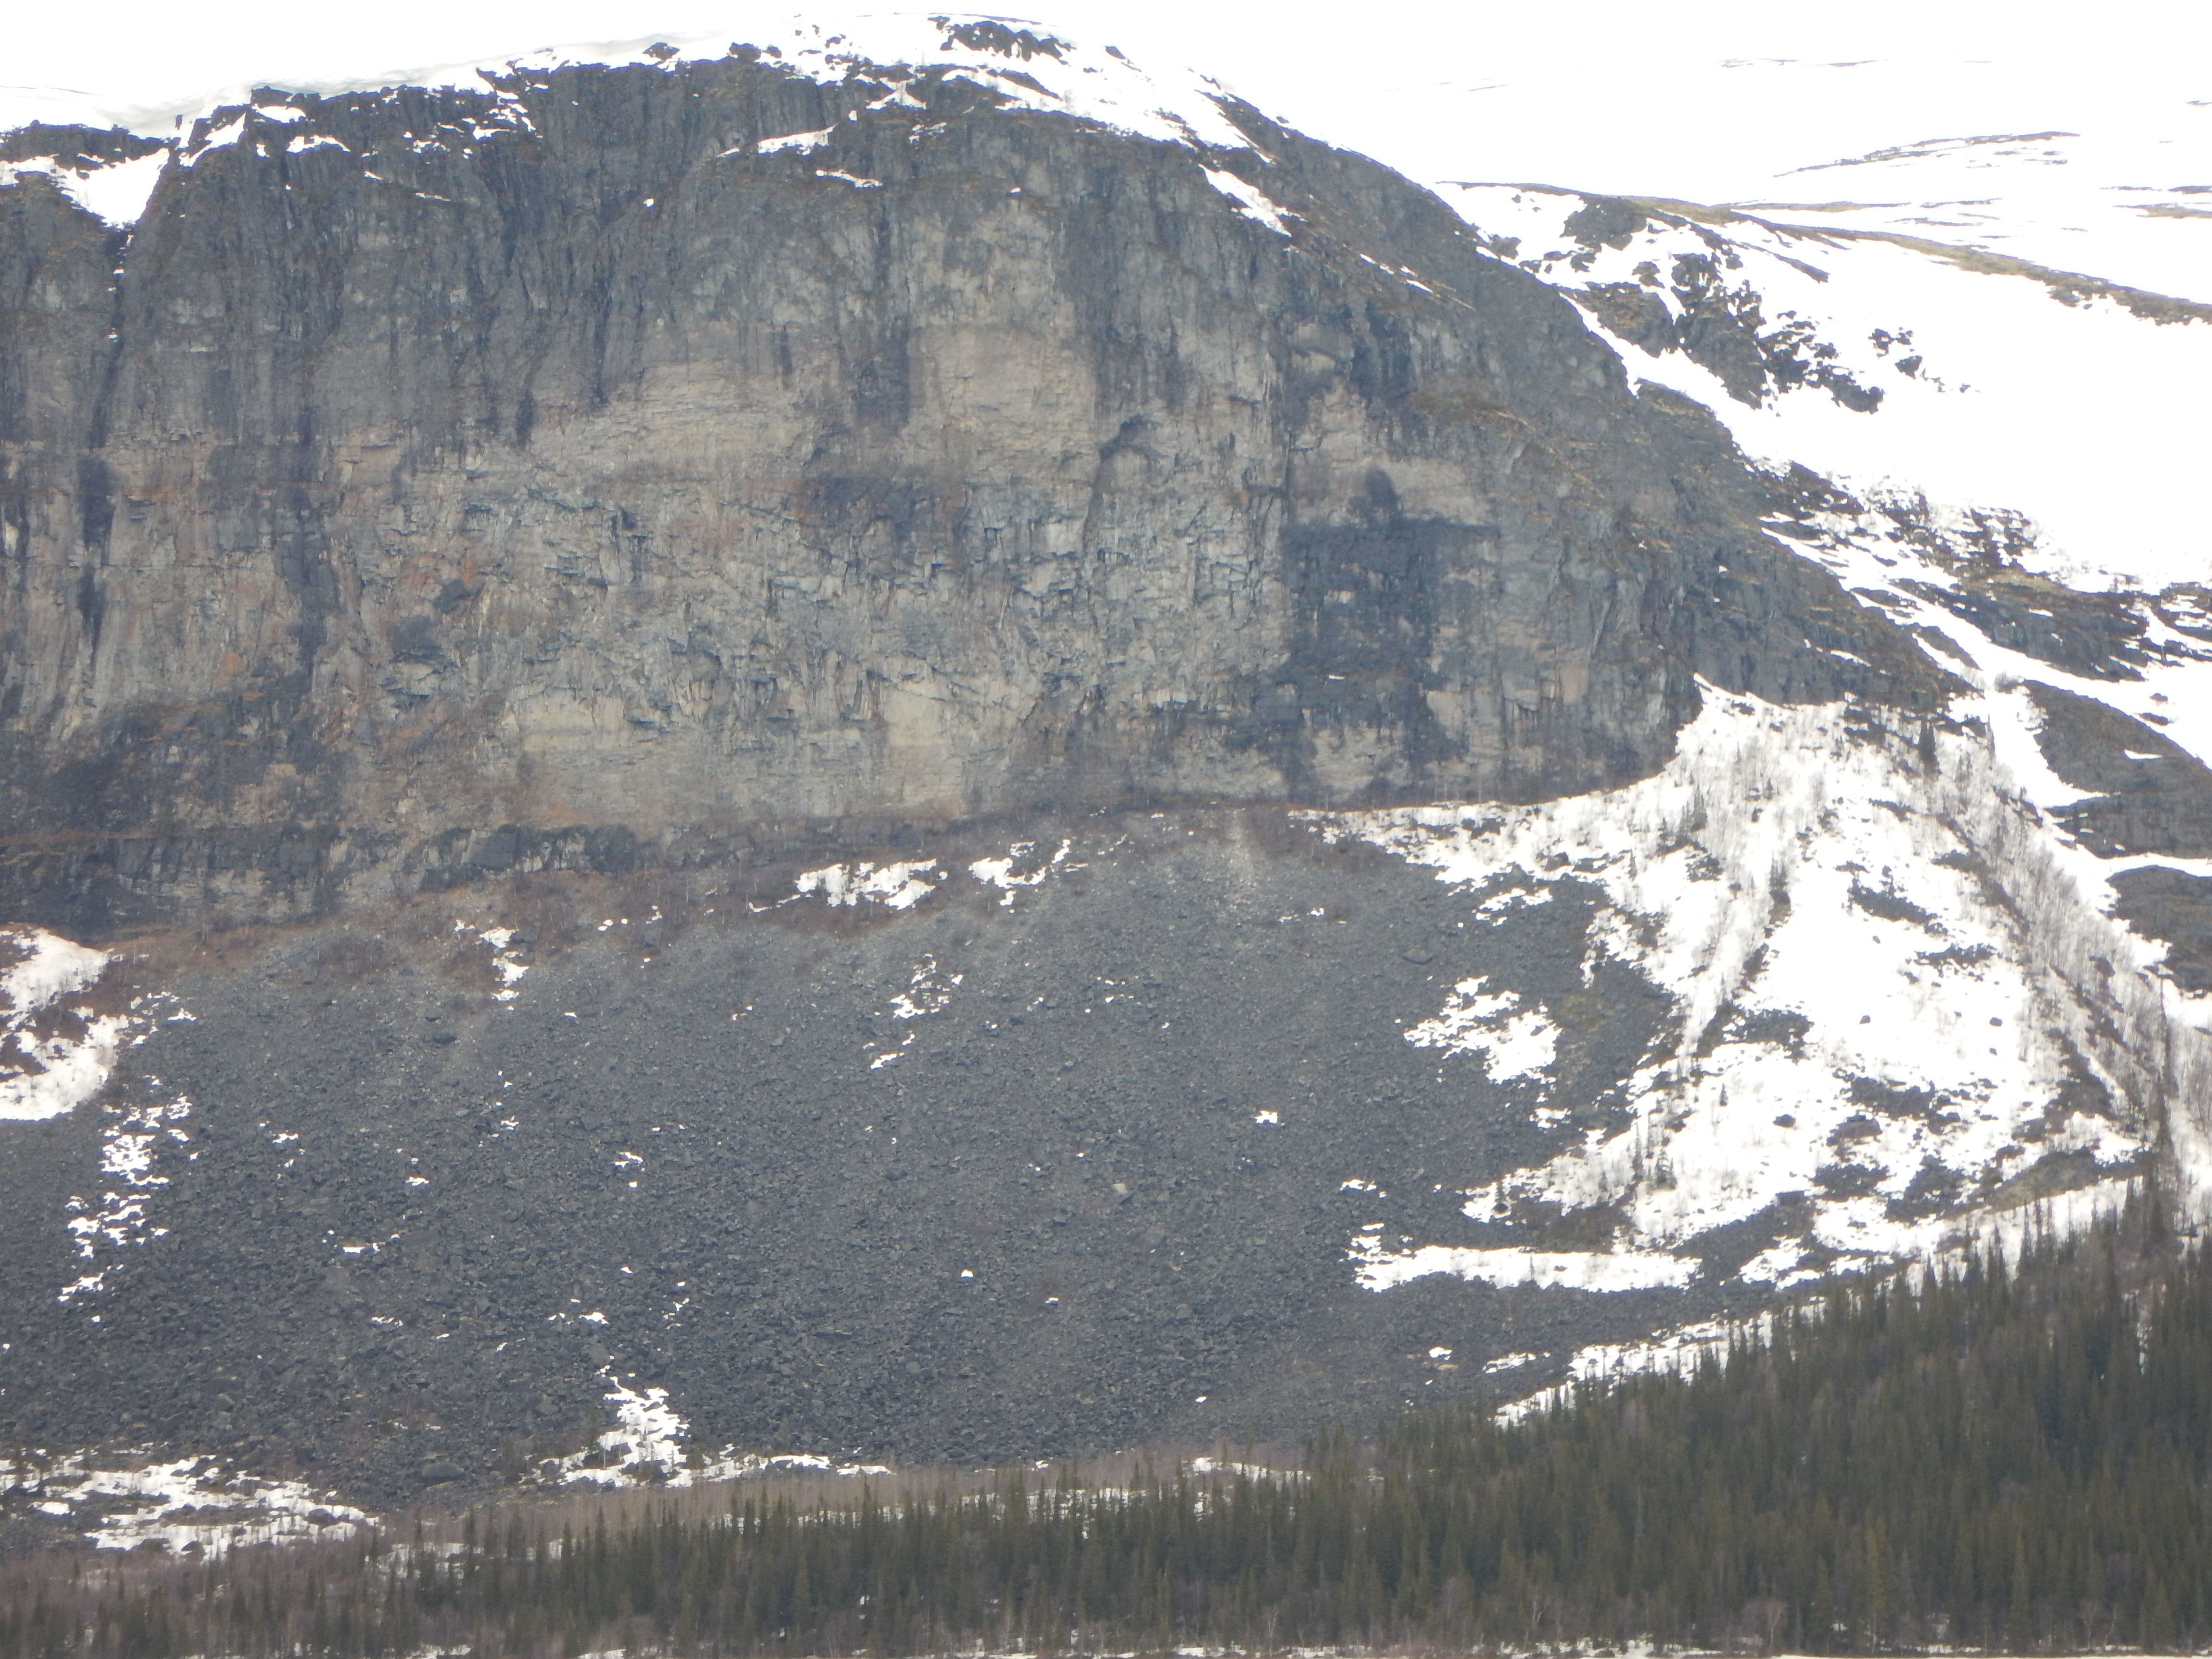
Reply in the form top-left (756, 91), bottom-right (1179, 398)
top-left (0, 29), bottom-right (1938, 932)
top-left (7, 28), bottom-right (2197, 1524)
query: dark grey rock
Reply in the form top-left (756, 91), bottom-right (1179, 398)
top-left (0, 813), bottom-right (1744, 1511)
top-left (2029, 683), bottom-right (2212, 858)
top-left (2110, 866), bottom-right (2212, 992)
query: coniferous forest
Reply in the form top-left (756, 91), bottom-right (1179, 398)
top-left (6, 1204), bottom-right (2211, 1658)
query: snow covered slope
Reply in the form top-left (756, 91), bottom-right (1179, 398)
top-left (1307, 156), bottom-right (2212, 1369)
top-left (0, 929), bottom-right (132, 1122)
top-left (1442, 184), bottom-right (2211, 594)
top-left (1323, 680), bottom-right (2205, 1297)
top-left (1364, 120), bottom-right (2212, 1362)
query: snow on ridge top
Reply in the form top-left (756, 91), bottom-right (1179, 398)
top-left (9, 13), bottom-right (1291, 239)
top-left (0, 149), bottom-right (166, 227)
top-left (622, 13), bottom-right (1255, 155)
top-left (1449, 182), bottom-right (2212, 593)
top-left (36, 11), bottom-right (1259, 161)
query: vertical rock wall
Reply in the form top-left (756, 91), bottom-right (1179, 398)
top-left (0, 49), bottom-right (1940, 927)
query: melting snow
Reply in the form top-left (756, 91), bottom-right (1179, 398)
top-left (754, 127), bottom-right (833, 155)
top-left (2, 1452), bottom-right (367, 1552)
top-left (545, 1367), bottom-right (887, 1487)
top-left (1404, 976), bottom-right (1559, 1082)
top-left (62, 1096), bottom-right (192, 1299)
top-left (1354, 1240), bottom-right (1697, 1293)
top-left (1200, 166), bottom-right (1294, 235)
top-left (1500, 1319), bottom-right (1744, 1422)
top-left (795, 858), bottom-right (942, 911)
top-left (869, 954), bottom-right (963, 1069)
top-left (1319, 681), bottom-right (2192, 1291)
top-left (969, 838), bottom-right (1077, 906)
top-left (0, 149), bottom-right (167, 226)
top-left (455, 921), bottom-right (530, 1000)
top-left (0, 929), bottom-right (130, 1121)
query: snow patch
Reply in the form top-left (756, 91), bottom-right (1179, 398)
top-left (755, 127), bottom-right (832, 155)
top-left (2, 1451), bottom-right (367, 1552)
top-left (795, 858), bottom-right (942, 911)
top-left (0, 929), bottom-right (131, 1122)
top-left (1404, 975), bottom-right (1559, 1082)
top-left (546, 1368), bottom-right (888, 1488)
top-left (870, 955), bottom-right (962, 1069)
top-left (1354, 1239), bottom-right (1696, 1293)
top-left (62, 1095), bottom-right (192, 1300)
top-left (1201, 166), bottom-right (1294, 235)
top-left (969, 838), bottom-right (1078, 907)
top-left (0, 148), bottom-right (168, 226)
top-left (455, 921), bottom-right (530, 1001)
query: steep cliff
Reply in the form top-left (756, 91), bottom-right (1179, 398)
top-left (0, 25), bottom-right (1938, 932)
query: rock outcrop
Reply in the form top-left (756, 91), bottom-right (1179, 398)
top-left (0, 31), bottom-right (1941, 931)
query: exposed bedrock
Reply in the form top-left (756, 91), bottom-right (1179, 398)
top-left (0, 49), bottom-right (1942, 932)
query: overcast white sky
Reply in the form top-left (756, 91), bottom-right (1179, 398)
top-left (6, 0), bottom-right (2209, 206)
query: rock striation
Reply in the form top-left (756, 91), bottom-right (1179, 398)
top-left (0, 30), bottom-right (1946, 931)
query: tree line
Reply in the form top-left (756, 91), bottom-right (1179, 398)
top-left (5, 1199), bottom-right (2209, 1655)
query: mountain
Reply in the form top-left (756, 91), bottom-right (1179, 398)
top-left (0, 19), bottom-right (1934, 932)
top-left (0, 15), bottom-right (2205, 1544)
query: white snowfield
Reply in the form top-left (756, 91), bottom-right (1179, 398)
top-left (1324, 676), bottom-right (2205, 1302)
top-left (1445, 182), bottom-right (2211, 597)
top-left (1354, 1239), bottom-right (1697, 1294)
top-left (0, 149), bottom-right (166, 226)
top-left (1736, 121), bottom-right (2212, 307)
